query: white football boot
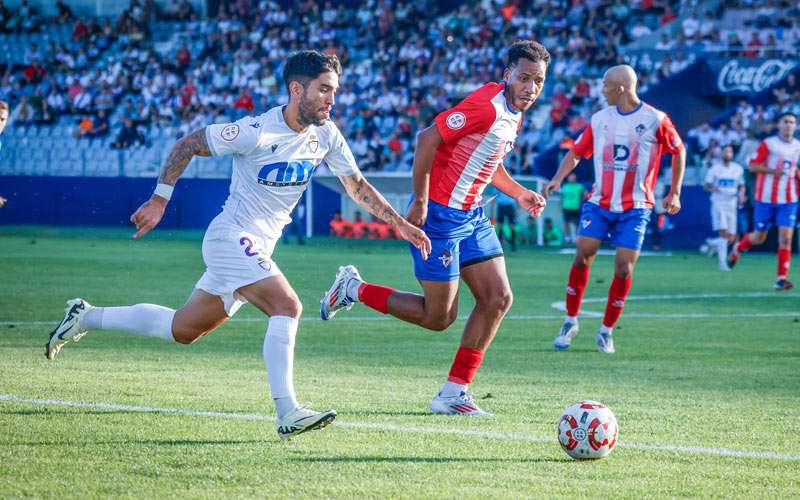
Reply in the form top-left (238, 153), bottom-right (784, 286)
top-left (553, 320), bottom-right (579, 350)
top-left (276, 405), bottom-right (337, 440)
top-left (595, 331), bottom-right (616, 354)
top-left (320, 265), bottom-right (363, 320)
top-left (45, 298), bottom-right (93, 360)
top-left (430, 391), bottom-right (492, 417)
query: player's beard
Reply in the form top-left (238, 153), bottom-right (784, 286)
top-left (506, 87), bottom-right (534, 113)
top-left (297, 91), bottom-right (327, 127)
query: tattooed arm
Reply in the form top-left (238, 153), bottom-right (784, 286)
top-left (157, 128), bottom-right (211, 185)
top-left (339, 171), bottom-right (432, 259)
top-left (130, 128), bottom-right (211, 239)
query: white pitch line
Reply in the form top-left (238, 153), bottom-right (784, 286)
top-left (3, 293), bottom-right (796, 327)
top-left (550, 291), bottom-right (799, 318)
top-left (1, 394), bottom-right (799, 462)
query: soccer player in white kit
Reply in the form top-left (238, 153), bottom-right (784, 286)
top-left (703, 145), bottom-right (745, 271)
top-left (44, 51), bottom-right (431, 440)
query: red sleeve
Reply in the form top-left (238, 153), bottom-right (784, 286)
top-left (571, 125), bottom-right (594, 159)
top-left (750, 141), bottom-right (769, 166)
top-left (655, 115), bottom-right (684, 154)
top-left (434, 84), bottom-right (499, 144)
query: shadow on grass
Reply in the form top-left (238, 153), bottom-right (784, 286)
top-left (351, 410), bottom-right (433, 417)
top-left (293, 455), bottom-right (572, 464)
top-left (6, 438), bottom-right (265, 447)
top-left (1, 409), bottom-right (142, 416)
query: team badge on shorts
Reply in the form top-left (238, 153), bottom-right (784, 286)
top-left (438, 249), bottom-right (453, 268)
top-left (582, 218), bottom-right (592, 229)
top-left (446, 112), bottom-right (466, 130)
top-left (221, 124), bottom-right (240, 141)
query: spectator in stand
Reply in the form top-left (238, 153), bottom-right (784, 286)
top-left (9, 95), bottom-right (35, 126)
top-left (367, 215), bottom-right (392, 240)
top-left (75, 114), bottom-right (93, 139)
top-left (350, 211), bottom-right (368, 239)
top-left (689, 121), bottom-right (714, 154)
top-left (329, 211), bottom-right (351, 238)
top-left (560, 173), bottom-right (585, 244)
top-left (112, 118), bottom-right (145, 149)
top-left (744, 32), bottom-right (764, 57)
top-left (90, 109), bottom-right (110, 138)
top-left (543, 218), bottom-right (564, 247)
top-left (495, 192), bottom-right (518, 252)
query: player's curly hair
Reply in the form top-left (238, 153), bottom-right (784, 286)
top-left (283, 50), bottom-right (342, 93)
top-left (506, 40), bottom-right (551, 70)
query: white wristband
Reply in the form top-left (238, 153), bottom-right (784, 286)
top-left (153, 183), bottom-right (174, 201)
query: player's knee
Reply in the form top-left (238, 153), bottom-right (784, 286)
top-left (171, 325), bottom-right (206, 345)
top-left (426, 316), bottom-right (453, 332)
top-left (474, 287), bottom-right (513, 315)
top-left (752, 232), bottom-right (768, 244)
top-left (574, 253), bottom-right (595, 267)
top-left (274, 298), bottom-right (302, 319)
top-left (493, 288), bottom-right (514, 313)
top-left (424, 309), bottom-right (457, 331)
top-left (615, 266), bottom-right (633, 279)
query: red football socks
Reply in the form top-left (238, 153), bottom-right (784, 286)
top-left (777, 248), bottom-right (792, 279)
top-left (357, 283), bottom-right (394, 314)
top-left (447, 347), bottom-right (484, 385)
top-left (565, 264), bottom-right (591, 317)
top-left (603, 275), bottom-right (632, 328)
top-left (736, 234), bottom-right (752, 253)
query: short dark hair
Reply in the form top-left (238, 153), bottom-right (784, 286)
top-left (778, 111), bottom-right (797, 121)
top-left (283, 50), bottom-right (342, 93)
top-left (0, 100), bottom-right (7, 111)
top-left (506, 40), bottom-right (551, 70)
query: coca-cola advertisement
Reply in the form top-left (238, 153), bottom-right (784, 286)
top-left (712, 58), bottom-right (798, 95)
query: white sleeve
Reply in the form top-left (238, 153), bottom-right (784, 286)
top-left (323, 123), bottom-right (360, 176)
top-left (205, 116), bottom-right (260, 157)
top-left (703, 166), bottom-right (716, 186)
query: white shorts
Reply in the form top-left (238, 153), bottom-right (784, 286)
top-left (710, 201), bottom-right (737, 233)
top-left (195, 217), bottom-right (282, 316)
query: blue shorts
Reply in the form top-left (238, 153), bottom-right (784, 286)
top-left (753, 201), bottom-right (798, 232)
top-left (410, 200), bottom-right (503, 281)
top-left (578, 202), bottom-right (652, 251)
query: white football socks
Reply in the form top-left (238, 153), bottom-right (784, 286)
top-left (81, 305), bottom-right (175, 341)
top-left (599, 324), bottom-right (613, 335)
top-left (346, 278), bottom-right (363, 302)
top-left (439, 380), bottom-right (466, 398)
top-left (565, 315), bottom-right (578, 325)
top-left (712, 237), bottom-right (729, 268)
top-left (264, 316), bottom-right (300, 418)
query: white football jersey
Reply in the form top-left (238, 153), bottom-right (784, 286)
top-left (704, 161), bottom-right (744, 205)
top-left (205, 106), bottom-right (359, 238)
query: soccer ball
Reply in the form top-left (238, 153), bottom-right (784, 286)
top-left (557, 400), bottom-right (618, 460)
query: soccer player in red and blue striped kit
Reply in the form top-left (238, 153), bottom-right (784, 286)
top-left (728, 112), bottom-right (799, 291)
top-left (321, 40), bottom-right (550, 416)
top-left (544, 65), bottom-right (686, 354)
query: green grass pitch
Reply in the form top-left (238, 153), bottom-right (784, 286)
top-left (1, 226), bottom-right (798, 498)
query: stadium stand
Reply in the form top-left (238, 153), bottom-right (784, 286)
top-left (3, 0), bottom-right (693, 178)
